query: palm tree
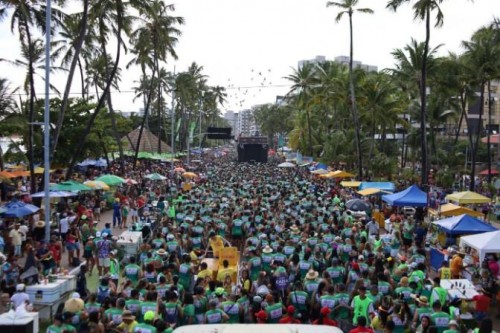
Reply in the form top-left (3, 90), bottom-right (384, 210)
top-left (0, 78), bottom-right (19, 170)
top-left (285, 62), bottom-right (318, 156)
top-left (51, 0), bottom-right (90, 157)
top-left (462, 26), bottom-right (500, 189)
top-left (327, 0), bottom-right (373, 179)
top-left (387, 0), bottom-right (445, 189)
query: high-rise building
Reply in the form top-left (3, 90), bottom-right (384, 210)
top-left (223, 111), bottom-right (240, 137)
top-left (298, 55), bottom-right (378, 72)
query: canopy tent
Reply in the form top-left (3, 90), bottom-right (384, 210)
top-left (432, 214), bottom-right (497, 235)
top-left (382, 184), bottom-right (427, 207)
top-left (330, 170), bottom-right (355, 178)
top-left (479, 168), bottom-right (499, 175)
top-left (445, 191), bottom-right (491, 204)
top-left (460, 231), bottom-right (500, 262)
top-left (341, 181), bottom-right (362, 188)
top-left (438, 203), bottom-right (483, 218)
top-left (121, 128), bottom-right (172, 154)
top-left (359, 182), bottom-right (395, 192)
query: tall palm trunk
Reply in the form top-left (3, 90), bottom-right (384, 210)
top-left (157, 61), bottom-right (162, 153)
top-left (66, 0), bottom-right (124, 179)
top-left (348, 11), bottom-right (362, 179)
top-left (454, 92), bottom-right (466, 144)
top-left (100, 30), bottom-right (125, 174)
top-left (133, 57), bottom-right (158, 169)
top-left (487, 80), bottom-right (492, 184)
top-left (24, 24), bottom-right (37, 193)
top-left (306, 105), bottom-right (313, 156)
top-left (470, 82), bottom-right (485, 191)
top-left (419, 8), bottom-right (431, 190)
top-left (52, 0), bottom-right (89, 157)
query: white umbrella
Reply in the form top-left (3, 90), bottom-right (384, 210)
top-left (31, 190), bottom-right (76, 198)
top-left (278, 162), bottom-right (295, 168)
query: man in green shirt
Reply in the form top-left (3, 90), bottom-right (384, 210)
top-left (326, 258), bottom-right (345, 284)
top-left (430, 300), bottom-right (450, 333)
top-left (443, 320), bottom-right (460, 333)
top-left (351, 286), bottom-right (374, 326)
top-left (412, 295), bottom-right (432, 329)
top-left (319, 285), bottom-right (336, 319)
top-left (104, 298), bottom-right (125, 327)
top-left (126, 289), bottom-right (142, 316)
top-left (46, 314), bottom-right (66, 333)
top-left (134, 310), bottom-right (157, 333)
top-left (288, 282), bottom-right (309, 313)
top-left (264, 294), bottom-right (284, 323)
top-left (124, 256), bottom-right (142, 287)
top-left (220, 294), bottom-right (240, 323)
top-left (205, 299), bottom-right (229, 324)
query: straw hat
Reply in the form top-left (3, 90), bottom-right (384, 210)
top-left (122, 310), bottom-right (136, 321)
top-left (35, 221), bottom-right (46, 228)
top-left (412, 294), bottom-right (429, 306)
top-left (156, 249), bottom-right (167, 256)
top-left (290, 225), bottom-right (300, 234)
top-left (64, 298), bottom-right (84, 313)
top-left (262, 245), bottom-right (273, 254)
top-left (305, 269), bottom-right (319, 280)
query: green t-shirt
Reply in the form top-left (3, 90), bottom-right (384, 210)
top-left (182, 304), bottom-right (195, 325)
top-left (332, 293), bottom-right (351, 320)
top-left (125, 299), bottom-right (142, 315)
top-left (289, 291), bottom-right (308, 311)
top-left (221, 301), bottom-right (240, 323)
top-left (431, 311), bottom-right (450, 333)
top-left (205, 309), bottom-right (225, 324)
top-left (133, 322), bottom-right (157, 333)
top-left (125, 264), bottom-right (141, 285)
top-left (351, 295), bottom-right (373, 325)
top-left (104, 307), bottom-right (123, 325)
top-left (46, 325), bottom-right (63, 333)
top-left (265, 303), bottom-right (284, 323)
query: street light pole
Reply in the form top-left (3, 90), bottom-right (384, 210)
top-left (43, 0), bottom-right (51, 243)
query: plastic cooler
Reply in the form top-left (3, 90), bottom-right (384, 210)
top-left (57, 275), bottom-right (76, 294)
top-left (26, 282), bottom-right (62, 303)
top-left (117, 231), bottom-right (143, 256)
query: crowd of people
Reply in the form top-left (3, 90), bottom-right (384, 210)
top-left (0, 152), bottom-right (498, 333)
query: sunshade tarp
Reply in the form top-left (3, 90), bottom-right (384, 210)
top-left (445, 191), bottom-right (491, 204)
top-left (330, 170), bottom-right (355, 178)
top-left (438, 203), bottom-right (483, 218)
top-left (382, 185), bottom-right (427, 207)
top-left (359, 182), bottom-right (395, 192)
top-left (341, 181), bottom-right (361, 188)
top-left (460, 230), bottom-right (500, 262)
top-left (433, 214), bottom-right (497, 235)
top-left (358, 188), bottom-right (387, 196)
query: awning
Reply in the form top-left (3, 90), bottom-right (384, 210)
top-left (341, 181), bottom-right (361, 188)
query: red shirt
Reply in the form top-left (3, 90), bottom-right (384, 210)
top-left (349, 327), bottom-right (375, 333)
top-left (488, 260), bottom-right (499, 277)
top-left (312, 318), bottom-right (338, 327)
top-left (472, 294), bottom-right (491, 312)
top-left (279, 316), bottom-right (301, 324)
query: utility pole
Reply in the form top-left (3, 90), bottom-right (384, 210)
top-left (43, 0), bottom-right (52, 242)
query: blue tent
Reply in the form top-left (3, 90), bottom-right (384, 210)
top-left (382, 184), bottom-right (427, 207)
top-left (432, 214), bottom-right (497, 235)
top-left (359, 182), bottom-right (395, 192)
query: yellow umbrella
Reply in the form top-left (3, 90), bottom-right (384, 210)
top-left (445, 191), bottom-right (491, 204)
top-left (319, 172), bottom-right (336, 179)
top-left (341, 181), bottom-right (362, 188)
top-left (83, 180), bottom-right (110, 191)
top-left (34, 167), bottom-right (54, 174)
top-left (357, 188), bottom-right (389, 196)
top-left (182, 172), bottom-right (198, 179)
top-left (438, 203), bottom-right (484, 218)
top-left (330, 170), bottom-right (355, 178)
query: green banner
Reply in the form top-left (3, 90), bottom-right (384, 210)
top-left (175, 118), bottom-right (182, 142)
top-left (188, 121), bottom-right (196, 143)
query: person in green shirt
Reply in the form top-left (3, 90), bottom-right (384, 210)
top-left (84, 293), bottom-right (101, 314)
top-left (46, 314), bottom-right (65, 333)
top-left (204, 299), bottom-right (229, 324)
top-left (134, 310), bottom-right (157, 333)
top-left (326, 258), bottom-right (345, 284)
top-left (430, 300), bottom-right (450, 333)
top-left (125, 289), bottom-right (142, 317)
top-left (442, 320), bottom-right (460, 333)
top-left (319, 285), bottom-right (337, 319)
top-left (247, 250), bottom-right (262, 281)
top-left (178, 255), bottom-right (194, 291)
top-left (109, 250), bottom-right (120, 285)
top-left (350, 286), bottom-right (374, 326)
top-left (412, 295), bottom-right (432, 329)
top-left (288, 282), bottom-right (309, 313)
top-left (140, 292), bottom-right (158, 323)
top-left (104, 297), bottom-right (125, 327)
top-left (430, 277), bottom-right (448, 308)
top-left (124, 256), bottom-right (143, 287)
top-left (182, 293), bottom-right (196, 325)
top-left (264, 294), bottom-right (284, 323)
top-left (193, 286), bottom-right (208, 324)
top-left (220, 294), bottom-right (240, 323)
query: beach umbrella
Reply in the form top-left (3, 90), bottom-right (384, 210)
top-left (10, 170), bottom-right (30, 177)
top-left (345, 198), bottom-right (371, 212)
top-left (145, 173), bottom-right (167, 181)
top-left (83, 180), bottom-right (110, 191)
top-left (311, 169), bottom-right (329, 175)
top-left (125, 178), bottom-right (138, 185)
top-left (182, 172), bottom-right (198, 179)
top-left (330, 170), bottom-right (355, 178)
top-left (0, 201), bottom-right (40, 218)
top-left (0, 171), bottom-right (16, 179)
top-left (51, 181), bottom-right (92, 192)
top-left (278, 162), bottom-right (295, 168)
top-left (31, 190), bottom-right (76, 198)
top-left (95, 174), bottom-right (125, 186)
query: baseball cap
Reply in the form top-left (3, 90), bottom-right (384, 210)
top-left (144, 310), bottom-right (155, 321)
top-left (287, 305), bottom-right (296, 314)
top-left (16, 284), bottom-right (25, 291)
top-left (71, 292), bottom-right (81, 299)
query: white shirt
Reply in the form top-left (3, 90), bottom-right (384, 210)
top-left (11, 292), bottom-right (30, 309)
top-left (18, 225), bottom-right (28, 242)
top-left (60, 218), bottom-right (69, 233)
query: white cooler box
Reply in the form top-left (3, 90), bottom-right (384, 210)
top-left (57, 275), bottom-right (76, 294)
top-left (117, 231), bottom-right (143, 256)
top-left (26, 282), bottom-right (62, 303)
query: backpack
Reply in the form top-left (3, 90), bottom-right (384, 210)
top-left (97, 286), bottom-right (110, 303)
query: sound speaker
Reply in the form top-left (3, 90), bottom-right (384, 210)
top-left (207, 127), bottom-right (231, 139)
top-left (237, 144), bottom-right (268, 163)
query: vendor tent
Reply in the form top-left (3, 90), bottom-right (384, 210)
top-left (122, 128), bottom-right (172, 154)
top-left (359, 182), bottom-right (395, 192)
top-left (460, 230), bottom-right (500, 262)
top-left (445, 191), bottom-right (490, 204)
top-left (432, 214), bottom-right (497, 235)
top-left (341, 181), bottom-right (362, 188)
top-left (438, 203), bottom-right (483, 218)
top-left (382, 185), bottom-right (427, 207)
top-left (358, 188), bottom-right (389, 196)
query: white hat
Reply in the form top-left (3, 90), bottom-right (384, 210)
top-left (16, 284), bottom-right (25, 291)
top-left (102, 232), bottom-right (109, 238)
top-left (358, 255), bottom-right (365, 260)
top-left (167, 234), bottom-right (174, 240)
top-left (262, 245), bottom-right (273, 253)
top-left (96, 231), bottom-right (102, 237)
top-left (72, 292), bottom-right (81, 299)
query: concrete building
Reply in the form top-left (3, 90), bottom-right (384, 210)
top-left (238, 109), bottom-right (257, 136)
top-left (298, 55), bottom-right (378, 72)
top-left (223, 111), bottom-right (240, 137)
